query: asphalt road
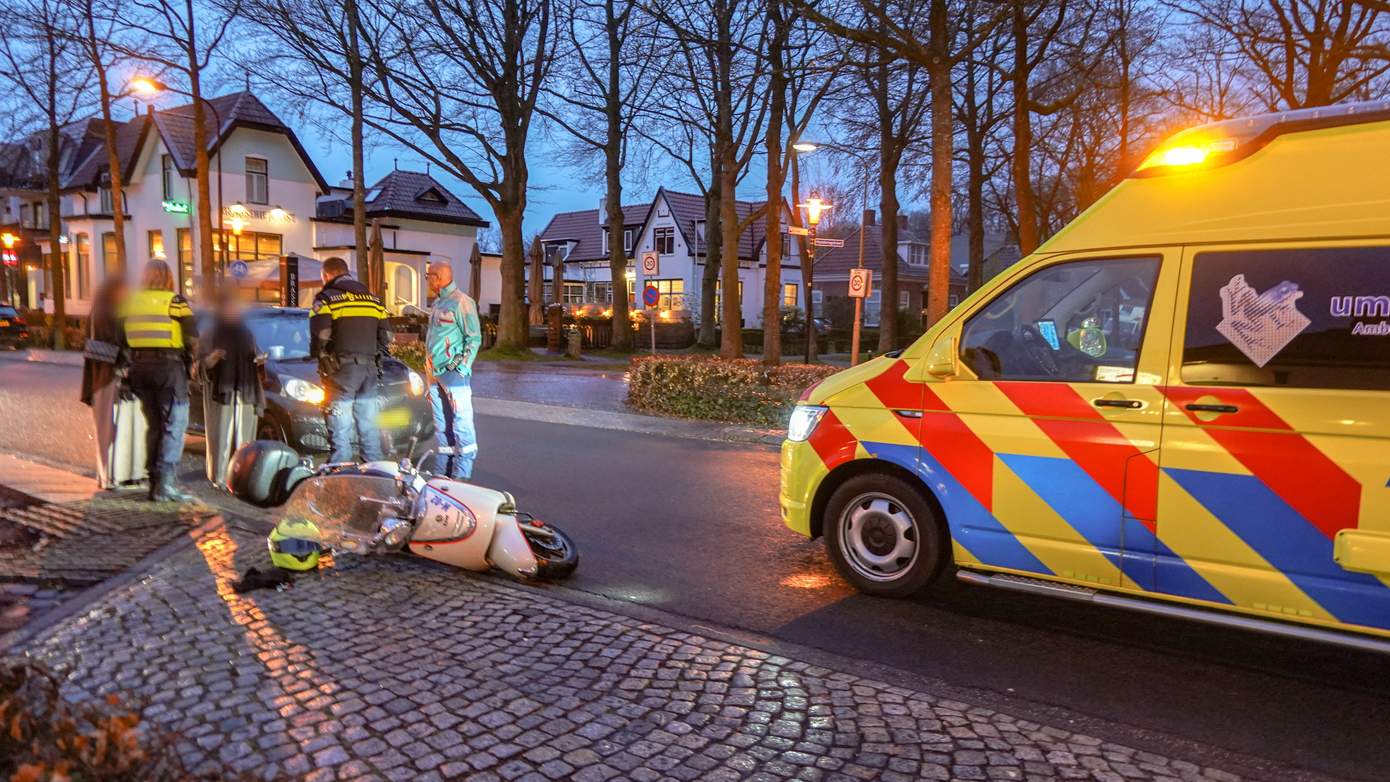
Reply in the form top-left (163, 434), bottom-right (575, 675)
top-left (1, 356), bottom-right (1386, 781)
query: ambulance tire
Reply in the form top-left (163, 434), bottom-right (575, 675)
top-left (824, 473), bottom-right (946, 598)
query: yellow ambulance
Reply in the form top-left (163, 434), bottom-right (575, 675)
top-left (780, 102), bottom-right (1390, 651)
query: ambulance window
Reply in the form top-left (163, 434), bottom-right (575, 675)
top-left (960, 256), bottom-right (1160, 383)
top-left (1182, 247), bottom-right (1390, 390)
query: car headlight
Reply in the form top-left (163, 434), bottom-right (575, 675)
top-left (787, 405), bottom-right (828, 442)
top-left (408, 370), bottom-right (425, 397)
top-left (283, 378), bottom-right (326, 405)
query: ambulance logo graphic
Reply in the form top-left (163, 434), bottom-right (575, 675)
top-left (1216, 274), bottom-right (1310, 367)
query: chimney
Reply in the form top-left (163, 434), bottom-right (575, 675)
top-left (897, 213), bottom-right (908, 231)
top-left (863, 209), bottom-right (875, 226)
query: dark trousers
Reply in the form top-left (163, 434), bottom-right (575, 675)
top-left (323, 359), bottom-right (382, 463)
top-left (129, 356), bottom-right (190, 481)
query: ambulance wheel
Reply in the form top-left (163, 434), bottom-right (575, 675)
top-left (824, 473), bottom-right (945, 598)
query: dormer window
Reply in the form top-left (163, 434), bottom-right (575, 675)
top-left (909, 245), bottom-right (927, 266)
top-left (98, 171), bottom-right (113, 214)
top-left (416, 187), bottom-right (448, 205)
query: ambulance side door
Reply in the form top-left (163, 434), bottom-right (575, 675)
top-left (935, 250), bottom-right (1179, 589)
top-left (1155, 242), bottom-right (1390, 631)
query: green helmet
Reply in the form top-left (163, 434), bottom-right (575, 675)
top-left (268, 518), bottom-right (324, 571)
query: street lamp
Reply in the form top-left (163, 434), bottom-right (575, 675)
top-left (796, 191), bottom-right (831, 365)
top-left (130, 76), bottom-right (226, 291)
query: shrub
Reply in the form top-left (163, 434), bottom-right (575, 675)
top-left (627, 354), bottom-right (839, 425)
top-left (389, 340), bottom-right (427, 372)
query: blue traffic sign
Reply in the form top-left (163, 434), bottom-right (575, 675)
top-left (229, 260), bottom-right (249, 279)
top-left (642, 283), bottom-right (660, 308)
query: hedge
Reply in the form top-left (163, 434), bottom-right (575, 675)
top-left (627, 354), bottom-right (839, 426)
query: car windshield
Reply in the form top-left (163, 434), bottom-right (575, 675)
top-left (248, 311), bottom-right (313, 360)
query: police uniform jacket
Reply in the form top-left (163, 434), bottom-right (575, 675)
top-left (118, 288), bottom-right (198, 360)
top-left (310, 275), bottom-right (391, 362)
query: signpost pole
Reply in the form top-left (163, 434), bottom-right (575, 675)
top-left (804, 224), bottom-right (816, 365)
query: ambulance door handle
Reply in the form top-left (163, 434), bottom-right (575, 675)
top-left (1185, 403), bottom-right (1238, 415)
top-left (1093, 398), bottom-right (1142, 409)
top-left (894, 410), bottom-right (923, 419)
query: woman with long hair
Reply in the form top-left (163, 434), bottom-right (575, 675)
top-left (81, 276), bottom-right (147, 489)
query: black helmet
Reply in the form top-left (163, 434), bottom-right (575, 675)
top-left (227, 440), bottom-right (313, 507)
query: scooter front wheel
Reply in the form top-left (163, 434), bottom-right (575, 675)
top-left (523, 523), bottom-right (579, 580)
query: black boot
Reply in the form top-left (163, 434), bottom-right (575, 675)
top-left (150, 473), bottom-right (194, 503)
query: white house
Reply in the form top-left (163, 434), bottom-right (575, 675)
top-left (536, 188), bottom-right (804, 328)
top-left (0, 91), bottom-right (490, 316)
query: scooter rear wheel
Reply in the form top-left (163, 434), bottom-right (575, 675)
top-left (526, 524), bottom-right (579, 580)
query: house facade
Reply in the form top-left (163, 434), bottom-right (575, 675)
top-left (812, 211), bottom-right (1012, 329)
top-left (0, 91), bottom-right (489, 316)
top-left (536, 188), bottom-right (804, 328)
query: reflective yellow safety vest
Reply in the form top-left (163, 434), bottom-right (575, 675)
top-left (122, 289), bottom-right (191, 349)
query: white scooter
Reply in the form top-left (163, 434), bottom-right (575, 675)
top-left (227, 440), bottom-right (578, 580)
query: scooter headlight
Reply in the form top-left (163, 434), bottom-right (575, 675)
top-left (408, 370), bottom-right (425, 397)
top-left (787, 405), bottom-right (828, 442)
top-left (283, 378), bottom-right (326, 405)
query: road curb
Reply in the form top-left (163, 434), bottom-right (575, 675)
top-left (474, 396), bottom-right (783, 446)
top-left (0, 348), bottom-right (84, 367)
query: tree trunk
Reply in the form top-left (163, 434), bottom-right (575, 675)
top-left (874, 66), bottom-right (898, 352)
top-left (46, 119), bottom-right (66, 350)
top-left (89, 12), bottom-right (127, 279)
top-left (604, 0), bottom-right (632, 351)
top-left (1011, 1), bottom-right (1039, 255)
top-left (877, 154), bottom-right (899, 353)
top-left (761, 0), bottom-right (786, 365)
top-left (187, 0), bottom-right (214, 296)
top-left (924, 0), bottom-right (953, 327)
top-left (347, 0), bottom-right (370, 286)
top-left (494, 201), bottom-right (528, 352)
top-left (718, 155), bottom-right (741, 358)
top-left (698, 176), bottom-right (721, 348)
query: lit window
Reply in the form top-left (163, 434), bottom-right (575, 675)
top-left (782, 283), bottom-right (798, 309)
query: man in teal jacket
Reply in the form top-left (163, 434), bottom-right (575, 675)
top-left (424, 261), bottom-right (482, 478)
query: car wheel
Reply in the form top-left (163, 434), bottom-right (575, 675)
top-left (824, 473), bottom-right (946, 597)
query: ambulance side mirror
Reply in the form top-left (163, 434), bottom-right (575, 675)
top-left (926, 333), bottom-right (958, 378)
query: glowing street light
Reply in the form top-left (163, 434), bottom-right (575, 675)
top-left (791, 141), bottom-right (818, 153)
top-left (129, 76), bottom-right (166, 97)
top-left (798, 191), bottom-right (831, 226)
top-left (0, 232), bottom-right (17, 250)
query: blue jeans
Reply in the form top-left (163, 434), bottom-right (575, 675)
top-left (430, 371), bottom-right (476, 479)
top-left (324, 361), bottom-right (383, 463)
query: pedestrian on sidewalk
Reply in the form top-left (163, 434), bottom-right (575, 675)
top-left (425, 261), bottom-right (481, 479)
top-left (81, 276), bottom-right (148, 490)
top-left (310, 257), bottom-right (391, 463)
top-left (119, 260), bottom-right (198, 502)
top-left (198, 291), bottom-right (265, 488)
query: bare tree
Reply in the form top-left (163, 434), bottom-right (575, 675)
top-left (953, 4), bottom-right (1010, 291)
top-left (800, 0), bottom-right (1005, 338)
top-left (645, 0), bottom-right (770, 357)
top-left (543, 0), bottom-right (662, 352)
top-left (359, 0), bottom-right (559, 352)
top-left (110, 0), bottom-right (241, 294)
top-left (235, 0), bottom-right (377, 286)
top-left (0, 0), bottom-right (93, 348)
top-left (1182, 0), bottom-right (1390, 109)
top-left (68, 0), bottom-right (133, 277)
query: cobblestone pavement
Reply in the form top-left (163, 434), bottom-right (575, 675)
top-left (17, 519), bottom-right (1257, 782)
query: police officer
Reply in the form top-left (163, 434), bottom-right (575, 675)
top-left (424, 261), bottom-right (481, 479)
top-left (119, 260), bottom-right (198, 502)
top-left (310, 257), bottom-right (391, 463)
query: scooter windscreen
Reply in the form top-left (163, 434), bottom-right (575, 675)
top-left (277, 475), bottom-right (402, 552)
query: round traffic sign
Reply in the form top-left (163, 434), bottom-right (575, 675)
top-left (229, 260), bottom-right (249, 279)
top-left (642, 283), bottom-right (660, 308)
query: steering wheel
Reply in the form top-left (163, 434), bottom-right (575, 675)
top-left (1015, 323), bottom-right (1060, 377)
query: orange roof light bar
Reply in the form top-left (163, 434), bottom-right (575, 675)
top-left (1131, 99), bottom-right (1390, 178)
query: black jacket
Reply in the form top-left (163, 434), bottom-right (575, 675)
top-left (309, 275), bottom-right (391, 362)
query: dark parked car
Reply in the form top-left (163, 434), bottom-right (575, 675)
top-left (0, 305), bottom-right (30, 349)
top-left (189, 307), bottom-right (434, 458)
